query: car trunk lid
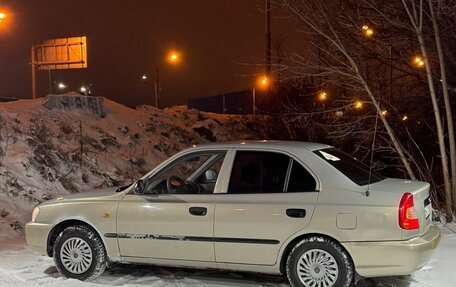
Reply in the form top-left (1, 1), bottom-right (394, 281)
top-left (366, 178), bottom-right (432, 239)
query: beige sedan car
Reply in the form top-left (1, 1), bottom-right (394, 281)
top-left (26, 141), bottom-right (440, 287)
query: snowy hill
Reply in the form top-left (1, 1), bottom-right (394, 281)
top-left (0, 96), bottom-right (301, 240)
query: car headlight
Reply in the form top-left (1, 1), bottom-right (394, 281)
top-left (31, 207), bottom-right (40, 223)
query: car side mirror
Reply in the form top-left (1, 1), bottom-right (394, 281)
top-left (204, 170), bottom-right (217, 183)
top-left (134, 179), bottom-right (146, 195)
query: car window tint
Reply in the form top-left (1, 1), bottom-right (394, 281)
top-left (144, 153), bottom-right (224, 194)
top-left (228, 151), bottom-right (289, 194)
top-left (315, 148), bottom-right (385, 186)
top-left (287, 161), bottom-right (316, 192)
top-left (160, 154), bottom-right (211, 181)
top-left (195, 154), bottom-right (225, 194)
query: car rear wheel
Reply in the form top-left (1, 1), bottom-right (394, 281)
top-left (286, 236), bottom-right (354, 287)
top-left (53, 225), bottom-right (107, 281)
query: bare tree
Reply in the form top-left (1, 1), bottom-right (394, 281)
top-left (275, 0), bottom-right (456, 218)
top-left (427, 0), bottom-right (456, 212)
top-left (400, 0), bottom-right (453, 219)
top-left (276, 0), bottom-right (417, 180)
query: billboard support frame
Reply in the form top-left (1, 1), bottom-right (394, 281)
top-left (31, 36), bottom-right (88, 99)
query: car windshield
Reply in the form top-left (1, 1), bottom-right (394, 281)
top-left (315, 148), bottom-right (385, 186)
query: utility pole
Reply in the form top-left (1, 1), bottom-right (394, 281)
top-left (252, 88), bottom-right (256, 115)
top-left (154, 67), bottom-right (160, 109)
top-left (31, 45), bottom-right (37, 99)
top-left (265, 0), bottom-right (272, 77)
top-left (48, 69), bottom-right (53, 95)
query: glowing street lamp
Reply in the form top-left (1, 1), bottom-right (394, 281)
top-left (381, 110), bottom-right (388, 116)
top-left (413, 56), bottom-right (425, 68)
top-left (362, 25), bottom-right (374, 37)
top-left (58, 82), bottom-right (67, 90)
top-left (167, 51), bottom-right (180, 64)
top-left (152, 50), bottom-right (183, 108)
top-left (141, 74), bottom-right (148, 80)
top-left (252, 75), bottom-right (271, 116)
top-left (80, 86), bottom-right (88, 95)
top-left (318, 91), bottom-right (328, 101)
top-left (0, 12), bottom-right (6, 23)
top-left (257, 75), bottom-right (269, 88)
top-left (402, 115), bottom-right (408, 121)
top-left (354, 100), bottom-right (363, 109)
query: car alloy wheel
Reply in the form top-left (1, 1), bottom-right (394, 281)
top-left (60, 237), bottom-right (93, 274)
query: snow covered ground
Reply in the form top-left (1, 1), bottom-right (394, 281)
top-left (0, 222), bottom-right (454, 287)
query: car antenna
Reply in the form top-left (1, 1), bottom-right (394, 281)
top-left (366, 110), bottom-right (380, 197)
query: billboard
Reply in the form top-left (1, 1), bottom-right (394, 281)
top-left (33, 36), bottom-right (88, 70)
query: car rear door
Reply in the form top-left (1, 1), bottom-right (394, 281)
top-left (214, 149), bottom-right (320, 265)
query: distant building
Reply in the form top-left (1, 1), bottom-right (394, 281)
top-left (188, 90), bottom-right (254, 115)
top-left (0, 97), bottom-right (18, 103)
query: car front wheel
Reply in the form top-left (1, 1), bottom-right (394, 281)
top-left (286, 236), bottom-right (354, 287)
top-left (53, 225), bottom-right (107, 281)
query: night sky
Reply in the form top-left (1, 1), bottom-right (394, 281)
top-left (0, 0), bottom-right (297, 107)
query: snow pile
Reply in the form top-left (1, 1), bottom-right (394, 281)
top-left (0, 97), bottom-right (297, 241)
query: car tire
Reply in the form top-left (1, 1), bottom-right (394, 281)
top-left (286, 236), bottom-right (354, 287)
top-left (53, 225), bottom-right (107, 281)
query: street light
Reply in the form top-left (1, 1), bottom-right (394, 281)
top-left (354, 100), bottom-right (363, 109)
top-left (252, 75), bottom-right (270, 115)
top-left (58, 82), bottom-right (67, 90)
top-left (257, 75), bottom-right (269, 88)
top-left (151, 50), bottom-right (182, 108)
top-left (413, 56), bottom-right (425, 68)
top-left (141, 74), bottom-right (148, 80)
top-left (318, 91), bottom-right (328, 101)
top-left (362, 25), bottom-right (374, 37)
top-left (0, 12), bottom-right (6, 23)
top-left (80, 86), bottom-right (88, 95)
top-left (167, 51), bottom-right (180, 64)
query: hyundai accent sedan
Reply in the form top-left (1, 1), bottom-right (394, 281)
top-left (26, 141), bottom-right (440, 287)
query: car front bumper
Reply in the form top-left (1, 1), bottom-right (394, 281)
top-left (25, 222), bottom-right (53, 256)
top-left (343, 225), bottom-right (441, 277)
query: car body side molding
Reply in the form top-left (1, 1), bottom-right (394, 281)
top-left (104, 233), bottom-right (280, 245)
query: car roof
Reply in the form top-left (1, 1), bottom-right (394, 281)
top-left (191, 140), bottom-right (333, 152)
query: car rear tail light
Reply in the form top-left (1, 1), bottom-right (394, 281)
top-left (399, 192), bottom-right (419, 230)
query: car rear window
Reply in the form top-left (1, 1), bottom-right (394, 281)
top-left (314, 148), bottom-right (384, 186)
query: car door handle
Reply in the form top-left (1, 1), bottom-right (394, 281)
top-left (189, 207), bottom-right (207, 216)
top-left (286, 209), bottom-right (306, 218)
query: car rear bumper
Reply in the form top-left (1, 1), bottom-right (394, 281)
top-left (25, 222), bottom-right (53, 256)
top-left (343, 225), bottom-right (441, 277)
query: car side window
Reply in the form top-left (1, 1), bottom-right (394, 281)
top-left (195, 154), bottom-right (225, 194)
top-left (228, 151), bottom-right (290, 194)
top-left (144, 152), bottom-right (226, 194)
top-left (287, 160), bottom-right (317, 192)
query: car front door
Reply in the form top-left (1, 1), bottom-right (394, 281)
top-left (116, 150), bottom-right (228, 262)
top-left (214, 149), bottom-right (320, 265)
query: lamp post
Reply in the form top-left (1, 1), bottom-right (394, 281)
top-left (253, 75), bottom-right (270, 115)
top-left (153, 51), bottom-right (181, 109)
